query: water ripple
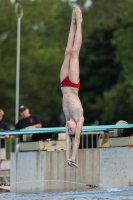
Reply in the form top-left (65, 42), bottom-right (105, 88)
top-left (1, 187), bottom-right (133, 200)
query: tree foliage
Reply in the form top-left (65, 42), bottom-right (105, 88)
top-left (80, 0), bottom-right (133, 124)
top-left (1, 0), bottom-right (133, 127)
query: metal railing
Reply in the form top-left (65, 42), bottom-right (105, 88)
top-left (80, 133), bottom-right (100, 149)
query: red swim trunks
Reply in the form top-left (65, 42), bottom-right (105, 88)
top-left (60, 76), bottom-right (80, 88)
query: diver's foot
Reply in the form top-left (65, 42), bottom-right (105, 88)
top-left (75, 6), bottom-right (83, 24)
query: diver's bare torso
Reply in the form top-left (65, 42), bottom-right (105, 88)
top-left (61, 87), bottom-right (83, 123)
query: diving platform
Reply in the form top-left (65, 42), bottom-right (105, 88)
top-left (1, 123), bottom-right (133, 135)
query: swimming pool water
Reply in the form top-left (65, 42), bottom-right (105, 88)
top-left (1, 187), bottom-right (133, 200)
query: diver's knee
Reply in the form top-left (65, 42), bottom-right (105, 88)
top-left (65, 48), bottom-right (71, 56)
top-left (71, 48), bottom-right (79, 58)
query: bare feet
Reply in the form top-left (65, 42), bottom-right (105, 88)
top-left (75, 6), bottom-right (83, 23)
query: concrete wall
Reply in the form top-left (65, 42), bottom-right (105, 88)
top-left (99, 147), bottom-right (133, 188)
top-left (10, 147), bottom-right (133, 192)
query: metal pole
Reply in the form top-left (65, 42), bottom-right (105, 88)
top-left (15, 17), bottom-right (21, 124)
top-left (15, 3), bottom-right (23, 124)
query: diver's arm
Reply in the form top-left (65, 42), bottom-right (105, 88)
top-left (71, 116), bottom-right (84, 162)
top-left (66, 125), bottom-right (72, 161)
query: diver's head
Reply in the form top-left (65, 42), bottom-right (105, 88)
top-left (66, 120), bottom-right (76, 135)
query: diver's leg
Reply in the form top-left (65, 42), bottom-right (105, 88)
top-left (60, 8), bottom-right (76, 82)
top-left (65, 127), bottom-right (72, 161)
top-left (69, 7), bottom-right (82, 83)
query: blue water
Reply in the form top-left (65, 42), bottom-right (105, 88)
top-left (1, 187), bottom-right (133, 200)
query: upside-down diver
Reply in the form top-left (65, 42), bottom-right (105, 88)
top-left (60, 6), bottom-right (84, 168)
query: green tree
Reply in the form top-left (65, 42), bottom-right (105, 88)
top-left (98, 20), bottom-right (133, 124)
top-left (1, 0), bottom-right (133, 128)
top-left (79, 0), bottom-right (133, 125)
top-left (0, 0), bottom-right (72, 127)
top-left (80, 25), bottom-right (121, 125)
